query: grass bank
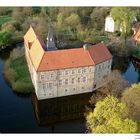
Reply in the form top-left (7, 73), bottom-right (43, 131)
top-left (4, 48), bottom-right (34, 94)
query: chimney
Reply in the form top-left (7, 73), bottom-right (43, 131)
top-left (83, 43), bottom-right (93, 50)
top-left (83, 44), bottom-right (88, 50)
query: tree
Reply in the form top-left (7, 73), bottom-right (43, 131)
top-left (88, 70), bottom-right (130, 109)
top-left (90, 7), bottom-right (110, 31)
top-left (31, 16), bottom-right (48, 39)
top-left (111, 7), bottom-right (135, 42)
top-left (0, 31), bottom-right (12, 48)
top-left (86, 95), bottom-right (137, 133)
top-left (2, 22), bottom-right (16, 32)
top-left (12, 7), bottom-right (32, 23)
top-left (0, 7), bottom-right (10, 16)
top-left (65, 13), bottom-right (80, 28)
top-left (121, 83), bottom-right (140, 123)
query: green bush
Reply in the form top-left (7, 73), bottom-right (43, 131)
top-left (12, 81), bottom-right (34, 94)
top-left (0, 31), bottom-right (13, 48)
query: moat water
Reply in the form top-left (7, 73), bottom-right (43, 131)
top-left (0, 44), bottom-right (140, 133)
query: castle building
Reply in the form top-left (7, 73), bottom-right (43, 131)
top-left (24, 26), bottom-right (112, 100)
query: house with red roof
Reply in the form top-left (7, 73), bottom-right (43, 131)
top-left (24, 26), bottom-right (112, 100)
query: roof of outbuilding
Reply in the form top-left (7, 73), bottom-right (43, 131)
top-left (24, 26), bottom-right (112, 72)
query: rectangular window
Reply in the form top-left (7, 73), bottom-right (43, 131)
top-left (108, 60), bottom-right (111, 64)
top-left (93, 84), bottom-right (96, 89)
top-left (78, 69), bottom-right (81, 74)
top-left (65, 79), bottom-right (68, 85)
top-left (65, 70), bottom-right (68, 75)
top-left (42, 84), bottom-right (46, 90)
top-left (50, 73), bottom-right (53, 78)
top-left (58, 71), bottom-right (62, 76)
top-left (82, 68), bottom-right (86, 73)
top-left (102, 64), bottom-right (104, 69)
top-left (71, 78), bottom-right (75, 84)
top-left (59, 80), bottom-right (62, 86)
top-left (46, 83), bottom-right (49, 88)
top-left (40, 74), bottom-right (45, 80)
top-left (83, 77), bottom-right (86, 82)
top-left (49, 83), bottom-right (53, 88)
top-left (95, 66), bottom-right (98, 71)
top-left (78, 77), bottom-right (80, 83)
top-left (89, 67), bottom-right (92, 72)
top-left (72, 69), bottom-right (75, 74)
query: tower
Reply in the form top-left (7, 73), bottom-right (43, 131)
top-left (46, 24), bottom-right (57, 51)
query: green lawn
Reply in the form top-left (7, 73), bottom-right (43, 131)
top-left (0, 15), bottom-right (12, 26)
top-left (11, 56), bottom-right (32, 84)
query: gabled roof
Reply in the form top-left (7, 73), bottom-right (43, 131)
top-left (24, 26), bottom-right (46, 49)
top-left (88, 43), bottom-right (112, 65)
top-left (38, 48), bottom-right (94, 71)
top-left (133, 28), bottom-right (140, 42)
top-left (24, 26), bottom-right (112, 72)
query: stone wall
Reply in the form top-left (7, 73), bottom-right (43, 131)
top-left (35, 59), bottom-right (112, 100)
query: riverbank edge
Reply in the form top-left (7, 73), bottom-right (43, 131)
top-left (3, 52), bottom-right (34, 95)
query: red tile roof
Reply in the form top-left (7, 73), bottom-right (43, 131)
top-left (38, 48), bottom-right (94, 71)
top-left (88, 43), bottom-right (112, 65)
top-left (24, 26), bottom-right (112, 72)
top-left (133, 28), bottom-right (140, 42)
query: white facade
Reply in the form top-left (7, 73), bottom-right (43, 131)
top-left (105, 16), bottom-right (115, 32)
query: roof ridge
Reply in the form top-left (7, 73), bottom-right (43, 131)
top-left (87, 47), bottom-right (95, 65)
top-left (36, 52), bottom-right (45, 72)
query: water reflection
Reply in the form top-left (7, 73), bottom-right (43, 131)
top-left (131, 57), bottom-right (140, 82)
top-left (31, 92), bottom-right (93, 125)
top-left (131, 57), bottom-right (140, 72)
top-left (112, 56), bottom-right (130, 73)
